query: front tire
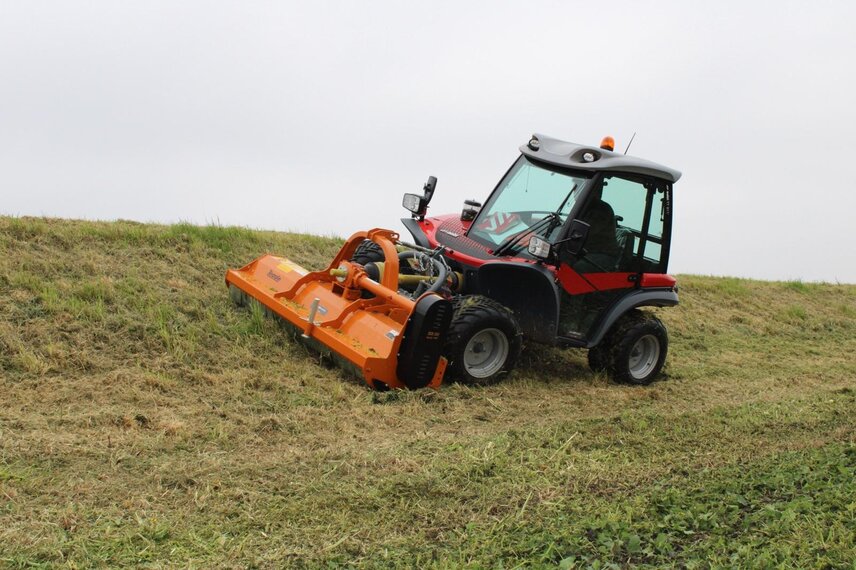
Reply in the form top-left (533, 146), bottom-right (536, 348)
top-left (444, 296), bottom-right (522, 385)
top-left (605, 311), bottom-right (668, 385)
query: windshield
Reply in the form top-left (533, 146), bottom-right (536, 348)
top-left (468, 156), bottom-right (590, 249)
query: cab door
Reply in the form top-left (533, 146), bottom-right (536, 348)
top-left (556, 173), bottom-right (670, 341)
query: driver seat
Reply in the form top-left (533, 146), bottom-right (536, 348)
top-left (582, 200), bottom-right (621, 263)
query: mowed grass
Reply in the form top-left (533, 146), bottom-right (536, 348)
top-left (1, 216), bottom-right (854, 569)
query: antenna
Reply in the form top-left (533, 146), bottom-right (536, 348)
top-left (624, 132), bottom-right (637, 155)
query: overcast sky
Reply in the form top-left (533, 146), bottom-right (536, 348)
top-left (2, 1), bottom-right (855, 283)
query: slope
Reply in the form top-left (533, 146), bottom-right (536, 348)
top-left (1, 217), bottom-right (854, 568)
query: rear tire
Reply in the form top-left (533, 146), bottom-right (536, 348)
top-left (444, 296), bottom-right (522, 385)
top-left (604, 310), bottom-right (668, 385)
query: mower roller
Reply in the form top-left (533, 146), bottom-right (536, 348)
top-left (228, 134), bottom-right (682, 388)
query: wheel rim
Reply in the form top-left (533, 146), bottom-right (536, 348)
top-left (463, 328), bottom-right (509, 379)
top-left (628, 334), bottom-right (660, 380)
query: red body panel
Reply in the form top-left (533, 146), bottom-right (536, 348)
top-left (640, 273), bottom-right (678, 288)
top-left (556, 264), bottom-right (594, 294)
top-left (556, 266), bottom-right (635, 295)
top-left (417, 214), bottom-right (540, 267)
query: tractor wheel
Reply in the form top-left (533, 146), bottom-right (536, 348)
top-left (605, 310), bottom-right (668, 385)
top-left (444, 296), bottom-right (522, 385)
top-left (587, 345), bottom-right (607, 372)
top-left (351, 239), bottom-right (385, 265)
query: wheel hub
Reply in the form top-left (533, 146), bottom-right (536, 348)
top-left (463, 328), bottom-right (509, 379)
top-left (628, 334), bottom-right (660, 380)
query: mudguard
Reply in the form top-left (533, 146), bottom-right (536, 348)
top-left (476, 262), bottom-right (561, 344)
top-left (400, 218), bottom-right (431, 248)
top-left (585, 289), bottom-right (679, 348)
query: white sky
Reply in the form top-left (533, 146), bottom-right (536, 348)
top-left (2, 1), bottom-right (855, 283)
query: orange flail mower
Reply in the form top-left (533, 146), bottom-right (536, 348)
top-left (225, 229), bottom-right (453, 390)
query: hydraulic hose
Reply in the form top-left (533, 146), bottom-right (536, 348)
top-left (398, 251), bottom-right (448, 294)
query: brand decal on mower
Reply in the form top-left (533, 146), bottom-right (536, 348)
top-left (277, 260), bottom-right (307, 275)
top-left (267, 270), bottom-right (281, 282)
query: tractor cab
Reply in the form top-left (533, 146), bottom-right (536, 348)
top-left (400, 134), bottom-right (681, 384)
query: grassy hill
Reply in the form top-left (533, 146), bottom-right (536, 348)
top-left (1, 216), bottom-right (854, 568)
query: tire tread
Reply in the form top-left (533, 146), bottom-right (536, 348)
top-left (603, 310), bottom-right (668, 385)
top-left (444, 295), bottom-right (523, 385)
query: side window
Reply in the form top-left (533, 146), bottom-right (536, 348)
top-left (643, 188), bottom-right (667, 268)
top-left (575, 174), bottom-right (668, 273)
top-left (576, 175), bottom-right (648, 273)
top-left (601, 176), bottom-right (648, 235)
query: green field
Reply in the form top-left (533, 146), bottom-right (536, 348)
top-left (1, 216), bottom-right (854, 568)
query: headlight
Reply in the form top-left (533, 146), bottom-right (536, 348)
top-left (527, 236), bottom-right (552, 259)
top-left (402, 193), bottom-right (425, 214)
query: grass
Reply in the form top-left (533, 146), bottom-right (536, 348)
top-left (1, 216), bottom-right (854, 568)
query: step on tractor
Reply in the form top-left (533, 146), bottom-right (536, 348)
top-left (226, 134), bottom-right (681, 389)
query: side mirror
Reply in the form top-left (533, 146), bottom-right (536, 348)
top-left (563, 219), bottom-right (591, 256)
top-left (527, 219), bottom-right (591, 261)
top-left (423, 176), bottom-right (437, 202)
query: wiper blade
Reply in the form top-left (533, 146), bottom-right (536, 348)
top-left (493, 213), bottom-right (558, 257)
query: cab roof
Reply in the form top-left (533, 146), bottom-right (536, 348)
top-left (519, 133), bottom-right (682, 183)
